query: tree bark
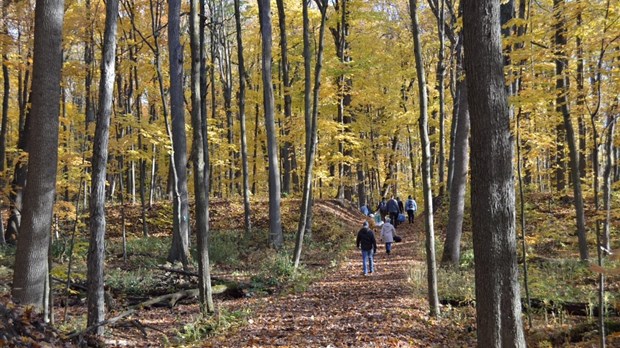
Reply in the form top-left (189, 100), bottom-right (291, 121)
top-left (410, 0), bottom-right (439, 318)
top-left (463, 0), bottom-right (525, 344)
top-left (257, 0), bottom-right (283, 248)
top-left (11, 0), bottom-right (64, 312)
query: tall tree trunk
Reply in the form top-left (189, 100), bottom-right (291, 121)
top-left (554, 0), bottom-right (588, 261)
top-left (0, 0), bottom-right (9, 245)
top-left (257, 0), bottom-right (283, 248)
top-left (5, 70), bottom-right (30, 243)
top-left (293, 0), bottom-right (328, 269)
top-left (441, 56), bottom-right (469, 266)
top-left (410, 0), bottom-right (439, 318)
top-left (407, 126), bottom-right (417, 191)
top-left (463, 0), bottom-right (525, 343)
top-left (189, 0), bottom-right (214, 313)
top-left (435, 0), bottom-right (446, 196)
top-left (603, 116), bottom-right (615, 252)
top-left (166, 0), bottom-right (191, 266)
top-left (11, 0), bottom-right (64, 313)
top-left (86, 0), bottom-right (118, 334)
top-left (276, 0), bottom-right (294, 196)
top-left (234, 0), bottom-right (252, 236)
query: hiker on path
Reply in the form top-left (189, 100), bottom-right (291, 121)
top-left (405, 195), bottom-right (417, 224)
top-left (377, 197), bottom-right (388, 221)
top-left (380, 217), bottom-right (396, 256)
top-left (387, 196), bottom-right (400, 227)
top-left (356, 221), bottom-right (377, 275)
top-left (397, 197), bottom-right (404, 214)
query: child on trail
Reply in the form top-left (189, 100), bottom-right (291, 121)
top-left (381, 218), bottom-right (396, 255)
top-left (405, 195), bottom-right (418, 224)
top-left (356, 221), bottom-right (377, 276)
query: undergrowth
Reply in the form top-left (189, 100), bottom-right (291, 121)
top-left (175, 308), bottom-right (250, 344)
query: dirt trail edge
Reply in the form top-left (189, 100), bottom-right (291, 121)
top-left (207, 216), bottom-right (476, 348)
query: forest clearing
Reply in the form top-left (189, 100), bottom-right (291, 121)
top-left (0, 0), bottom-right (618, 345)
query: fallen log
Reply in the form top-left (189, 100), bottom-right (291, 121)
top-left (67, 286), bottom-right (228, 339)
top-left (440, 297), bottom-right (619, 317)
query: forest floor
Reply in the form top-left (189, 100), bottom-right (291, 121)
top-left (2, 195), bottom-right (620, 347)
top-left (96, 202), bottom-right (478, 347)
top-left (201, 218), bottom-right (477, 348)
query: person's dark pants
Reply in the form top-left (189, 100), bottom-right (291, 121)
top-left (385, 242), bottom-right (392, 255)
top-left (380, 210), bottom-right (388, 221)
top-left (407, 209), bottom-right (415, 223)
top-left (389, 212), bottom-right (399, 227)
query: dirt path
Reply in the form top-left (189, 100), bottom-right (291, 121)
top-left (206, 218), bottom-right (476, 347)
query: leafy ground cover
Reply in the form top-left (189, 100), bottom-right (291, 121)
top-left (0, 193), bottom-right (620, 346)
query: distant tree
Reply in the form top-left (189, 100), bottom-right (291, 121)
top-left (86, 0), bottom-right (119, 334)
top-left (463, 0), bottom-right (526, 344)
top-left (11, 0), bottom-right (65, 314)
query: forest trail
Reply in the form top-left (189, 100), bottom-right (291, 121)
top-left (206, 216), bottom-right (476, 347)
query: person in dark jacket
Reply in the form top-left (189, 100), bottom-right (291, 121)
top-left (397, 197), bottom-right (404, 214)
top-left (377, 197), bottom-right (388, 221)
top-left (387, 196), bottom-right (400, 228)
top-left (356, 221), bottom-right (377, 275)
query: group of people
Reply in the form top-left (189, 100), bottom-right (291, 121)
top-left (356, 195), bottom-right (417, 276)
top-left (377, 195), bottom-right (417, 226)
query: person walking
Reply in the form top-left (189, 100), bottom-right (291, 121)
top-left (397, 197), bottom-right (404, 214)
top-left (356, 221), bottom-right (377, 275)
top-left (381, 217), bottom-right (396, 255)
top-left (377, 197), bottom-right (388, 221)
top-left (405, 195), bottom-right (418, 224)
top-left (387, 196), bottom-right (400, 227)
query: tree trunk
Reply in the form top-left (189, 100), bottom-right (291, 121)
top-left (189, 0), bottom-right (214, 313)
top-left (554, 0), bottom-right (588, 261)
top-left (435, 0), bottom-right (446, 197)
top-left (276, 0), bottom-right (295, 196)
top-left (257, 0), bottom-right (283, 249)
top-left (11, 0), bottom-right (64, 312)
top-left (410, 0), bottom-right (439, 318)
top-left (441, 58), bottom-right (469, 267)
top-left (293, 0), bottom-right (328, 269)
top-left (603, 116), bottom-right (615, 252)
top-left (463, 0), bottom-right (525, 344)
top-left (166, 0), bottom-right (191, 266)
top-left (86, 0), bottom-right (118, 334)
top-left (234, 0), bottom-right (252, 236)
